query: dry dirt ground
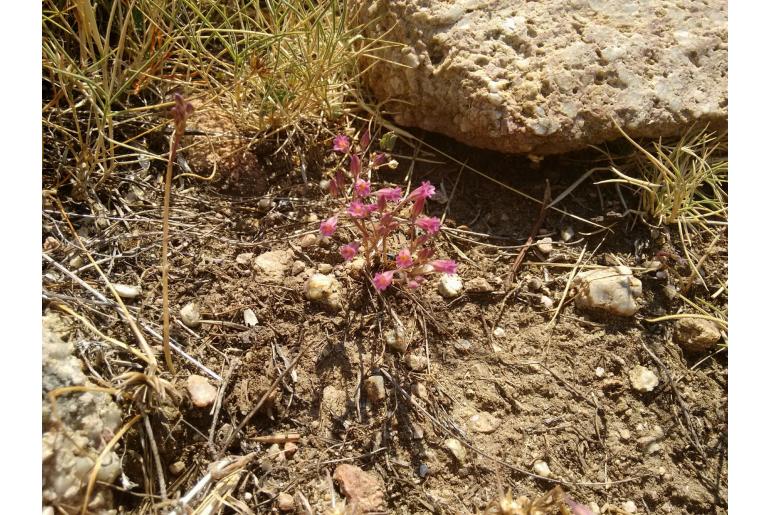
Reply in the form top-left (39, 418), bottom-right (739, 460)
top-left (42, 130), bottom-right (727, 514)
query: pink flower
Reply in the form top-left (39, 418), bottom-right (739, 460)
top-left (416, 216), bottom-right (441, 234)
top-left (395, 248), bottom-right (413, 268)
top-left (347, 201), bottom-right (372, 218)
top-left (333, 134), bottom-right (350, 153)
top-left (360, 129), bottom-right (371, 149)
top-left (430, 259), bottom-right (457, 274)
top-left (349, 154), bottom-right (361, 178)
top-left (372, 271), bottom-right (394, 291)
top-left (371, 152), bottom-right (387, 168)
top-left (407, 276), bottom-right (425, 289)
top-left (339, 242), bottom-right (360, 261)
top-left (354, 179), bottom-right (371, 197)
top-left (319, 216), bottom-right (338, 237)
top-left (375, 187), bottom-right (402, 202)
top-left (408, 181), bottom-right (436, 201)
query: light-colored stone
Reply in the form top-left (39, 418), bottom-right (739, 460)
top-left (169, 461), bottom-right (185, 475)
top-left (187, 375), bottom-right (217, 408)
top-left (243, 308), bottom-right (258, 327)
top-left (621, 500), bottom-right (638, 513)
top-left (595, 367), bottom-right (605, 378)
top-left (574, 266), bottom-right (642, 316)
top-left (385, 326), bottom-right (409, 353)
top-left (365, 376), bottom-right (386, 402)
top-left (673, 318), bottom-right (722, 353)
top-left (235, 252), bottom-right (254, 266)
top-left (629, 365), bottom-right (659, 393)
top-left (536, 237), bottom-right (553, 255)
top-left (540, 295), bottom-right (554, 309)
top-left (438, 274), bottom-right (463, 298)
top-left (353, 0), bottom-right (726, 155)
top-left (561, 226), bottom-right (575, 242)
top-left (180, 302), bottom-right (201, 328)
top-left (412, 382), bottom-right (428, 399)
top-left (493, 327), bottom-right (505, 338)
top-left (444, 438), bottom-right (467, 464)
top-left (276, 492), bottom-right (295, 512)
top-left (466, 277), bottom-right (494, 293)
top-left (254, 249), bottom-right (294, 281)
top-left (291, 260), bottom-right (306, 276)
top-left (333, 464), bottom-right (385, 513)
top-left (468, 411), bottom-right (500, 433)
top-left (113, 283), bottom-right (142, 299)
top-left (317, 263), bottom-right (333, 274)
top-left (298, 233), bottom-right (317, 248)
top-left (405, 353), bottom-right (428, 371)
top-left (533, 460), bottom-right (551, 478)
top-left (304, 273), bottom-right (343, 311)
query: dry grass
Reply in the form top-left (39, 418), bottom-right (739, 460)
top-left (43, 0), bottom-right (390, 197)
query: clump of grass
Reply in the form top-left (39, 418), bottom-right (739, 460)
top-left (604, 123), bottom-right (728, 229)
top-left (43, 0), bottom-right (388, 196)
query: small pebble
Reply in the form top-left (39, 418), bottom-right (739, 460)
top-left (533, 460), bottom-right (551, 478)
top-left (69, 255), bottom-right (84, 269)
top-left (454, 339), bottom-right (472, 353)
top-left (365, 376), bottom-right (386, 402)
top-left (305, 274), bottom-right (343, 311)
top-left (405, 354), bottom-right (427, 371)
top-left (291, 260), bottom-right (306, 275)
top-left (469, 411), bottom-right (500, 433)
top-left (493, 327), bottom-right (505, 338)
top-left (629, 365), bottom-right (659, 392)
top-left (438, 274), bottom-right (463, 298)
top-left (540, 295), bottom-right (554, 309)
top-left (180, 302), bottom-right (201, 328)
top-left (561, 226), bottom-right (575, 242)
top-left (595, 367), bottom-right (605, 378)
top-left (444, 438), bottom-right (466, 464)
top-left (276, 492), bottom-right (295, 512)
top-left (243, 308), bottom-right (258, 327)
top-left (466, 277), bottom-right (494, 293)
top-left (235, 252), bottom-right (254, 266)
top-left (186, 375), bottom-right (217, 408)
top-left (527, 277), bottom-right (543, 292)
top-left (385, 327), bottom-right (409, 353)
top-left (113, 284), bottom-right (142, 300)
top-left (317, 263), bottom-right (333, 274)
top-left (169, 461), bottom-right (185, 475)
top-left (536, 237), bottom-right (553, 255)
top-left (257, 198), bottom-right (273, 212)
top-left (418, 463), bottom-right (429, 478)
top-left (299, 234), bottom-right (317, 248)
top-left (412, 382), bottom-right (428, 399)
top-left (621, 500), bottom-right (637, 513)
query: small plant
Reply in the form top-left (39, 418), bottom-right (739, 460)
top-left (319, 130), bottom-right (457, 292)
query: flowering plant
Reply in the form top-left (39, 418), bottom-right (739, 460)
top-left (319, 130), bottom-right (457, 292)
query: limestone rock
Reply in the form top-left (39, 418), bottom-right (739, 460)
top-left (629, 365), bottom-right (659, 393)
top-left (444, 438), bottom-right (466, 464)
top-left (468, 411), bottom-right (500, 433)
top-left (466, 277), bottom-right (494, 293)
top-left (180, 302), bottom-right (201, 328)
top-left (113, 283), bottom-right (142, 300)
top-left (333, 464), bottom-right (385, 513)
top-left (186, 375), bottom-right (218, 408)
top-left (533, 460), bottom-right (551, 478)
top-left (304, 273), bottom-right (343, 311)
top-left (255, 249), bottom-right (294, 281)
top-left (365, 376), bottom-right (387, 402)
top-left (42, 313), bottom-right (123, 512)
top-left (673, 318), bottom-right (721, 353)
top-left (573, 266), bottom-right (642, 316)
top-left (353, 0), bottom-right (727, 155)
top-left (276, 492), bottom-right (295, 512)
top-left (438, 274), bottom-right (463, 298)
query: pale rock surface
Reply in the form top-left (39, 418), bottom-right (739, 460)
top-left (629, 365), bottom-right (659, 392)
top-left (42, 314), bottom-right (123, 513)
top-left (673, 318), bottom-right (721, 353)
top-left (353, 0), bottom-right (727, 154)
top-left (333, 464), bottom-right (385, 513)
top-left (186, 375), bottom-right (218, 408)
top-left (574, 265), bottom-right (642, 316)
top-left (254, 249), bottom-right (294, 281)
top-left (304, 273), bottom-right (343, 311)
top-left (438, 274), bottom-right (463, 298)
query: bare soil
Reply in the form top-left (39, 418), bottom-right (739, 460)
top-left (42, 131), bottom-right (727, 514)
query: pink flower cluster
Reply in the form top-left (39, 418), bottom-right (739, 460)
top-left (320, 131), bottom-right (457, 292)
